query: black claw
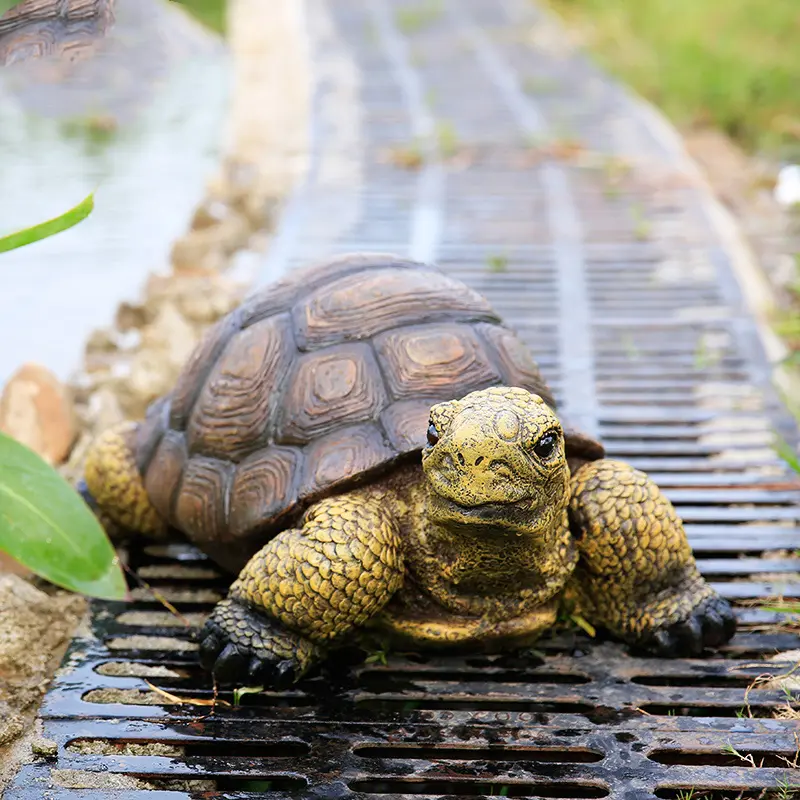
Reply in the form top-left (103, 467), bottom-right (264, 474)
top-left (640, 593), bottom-right (738, 658)
top-left (645, 628), bottom-right (672, 656)
top-left (678, 616), bottom-right (704, 656)
top-left (719, 600), bottom-right (737, 640)
top-left (199, 633), bottom-right (222, 670)
top-left (247, 656), bottom-right (274, 683)
top-left (214, 643), bottom-right (247, 683)
top-left (273, 660), bottom-right (297, 690)
top-left (700, 608), bottom-right (725, 648)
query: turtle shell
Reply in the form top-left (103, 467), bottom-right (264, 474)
top-left (136, 253), bottom-right (603, 571)
top-left (0, 1), bottom-right (114, 67)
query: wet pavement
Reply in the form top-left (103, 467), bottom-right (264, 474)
top-left (0, 0), bottom-right (229, 385)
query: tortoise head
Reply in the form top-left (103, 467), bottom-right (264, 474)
top-left (421, 387), bottom-right (570, 535)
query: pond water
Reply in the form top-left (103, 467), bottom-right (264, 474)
top-left (0, 0), bottom-right (231, 385)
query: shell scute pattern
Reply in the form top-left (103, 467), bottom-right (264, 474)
top-left (140, 256), bottom-right (568, 568)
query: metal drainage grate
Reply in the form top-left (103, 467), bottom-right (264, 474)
top-left (9, 0), bottom-right (800, 797)
top-left (8, 541), bottom-right (800, 799)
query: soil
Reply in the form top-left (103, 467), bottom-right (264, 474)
top-left (0, 576), bottom-right (86, 789)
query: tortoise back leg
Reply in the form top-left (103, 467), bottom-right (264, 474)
top-left (199, 493), bottom-right (405, 687)
top-left (82, 422), bottom-right (167, 540)
top-left (567, 459), bottom-right (736, 656)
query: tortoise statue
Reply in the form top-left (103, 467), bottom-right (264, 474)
top-left (80, 253), bottom-right (736, 687)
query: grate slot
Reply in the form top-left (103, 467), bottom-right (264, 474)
top-left (648, 750), bottom-right (799, 768)
top-left (348, 779), bottom-right (611, 797)
top-left (352, 745), bottom-right (605, 762)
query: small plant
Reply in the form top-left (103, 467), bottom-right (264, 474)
top-left (631, 203), bottom-right (651, 240)
top-left (774, 433), bottom-right (800, 475)
top-left (569, 613), bottom-right (596, 638)
top-left (522, 76), bottom-right (558, 95)
top-left (395, 0), bottom-right (443, 35)
top-left (486, 254), bottom-right (509, 273)
top-left (232, 685), bottom-right (264, 706)
top-left (601, 156), bottom-right (631, 199)
top-left (435, 120), bottom-right (460, 159)
top-left (364, 648), bottom-right (389, 666)
top-left (722, 741), bottom-right (758, 768)
top-left (693, 336), bottom-right (722, 370)
top-left (775, 777), bottom-right (795, 800)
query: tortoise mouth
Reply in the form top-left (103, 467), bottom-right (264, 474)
top-left (428, 492), bottom-right (540, 528)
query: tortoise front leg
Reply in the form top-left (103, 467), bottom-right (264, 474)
top-left (82, 422), bottom-right (167, 541)
top-left (199, 494), bottom-right (405, 687)
top-left (567, 460), bottom-right (736, 656)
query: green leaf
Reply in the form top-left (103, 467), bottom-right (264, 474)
top-left (0, 432), bottom-right (127, 599)
top-left (0, 1), bottom-right (26, 16)
top-left (232, 685), bottom-right (264, 705)
top-left (570, 613), bottom-right (597, 638)
top-left (0, 192), bottom-right (94, 255)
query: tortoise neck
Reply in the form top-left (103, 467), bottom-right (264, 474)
top-left (404, 486), bottom-right (577, 614)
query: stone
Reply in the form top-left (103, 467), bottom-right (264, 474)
top-left (0, 364), bottom-right (78, 465)
top-left (31, 738), bottom-right (58, 758)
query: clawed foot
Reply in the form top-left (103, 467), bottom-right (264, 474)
top-left (198, 599), bottom-right (321, 689)
top-left (636, 594), bottom-right (737, 657)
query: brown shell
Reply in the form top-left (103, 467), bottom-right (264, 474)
top-left (136, 253), bottom-right (602, 571)
top-left (0, 1), bottom-right (114, 67)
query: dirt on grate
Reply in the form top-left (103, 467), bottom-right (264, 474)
top-left (0, 576), bottom-right (86, 789)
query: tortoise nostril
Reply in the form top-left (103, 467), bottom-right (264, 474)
top-left (457, 452), bottom-right (466, 466)
top-left (474, 456), bottom-right (484, 466)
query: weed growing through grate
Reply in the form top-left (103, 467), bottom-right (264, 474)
top-left (631, 202), bottom-right (652, 240)
top-left (364, 647), bottom-right (389, 666)
top-left (233, 685), bottom-right (264, 705)
top-left (435, 120), bottom-right (460, 159)
top-left (395, 0), bottom-right (443, 34)
top-left (486, 254), bottom-right (509, 273)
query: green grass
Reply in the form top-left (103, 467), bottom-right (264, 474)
top-left (544, 0), bottom-right (800, 155)
top-left (170, 0), bottom-right (226, 34)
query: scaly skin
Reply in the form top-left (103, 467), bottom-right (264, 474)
top-left (83, 422), bottom-right (166, 539)
top-left (197, 387), bottom-right (735, 684)
top-left (567, 460), bottom-right (731, 656)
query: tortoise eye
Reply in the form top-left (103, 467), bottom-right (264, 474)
top-left (426, 422), bottom-right (440, 447)
top-left (533, 431), bottom-right (558, 459)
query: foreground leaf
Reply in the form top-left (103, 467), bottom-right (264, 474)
top-left (0, 192), bottom-right (95, 254)
top-left (0, 1), bottom-right (26, 16)
top-left (0, 432), bottom-right (127, 599)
